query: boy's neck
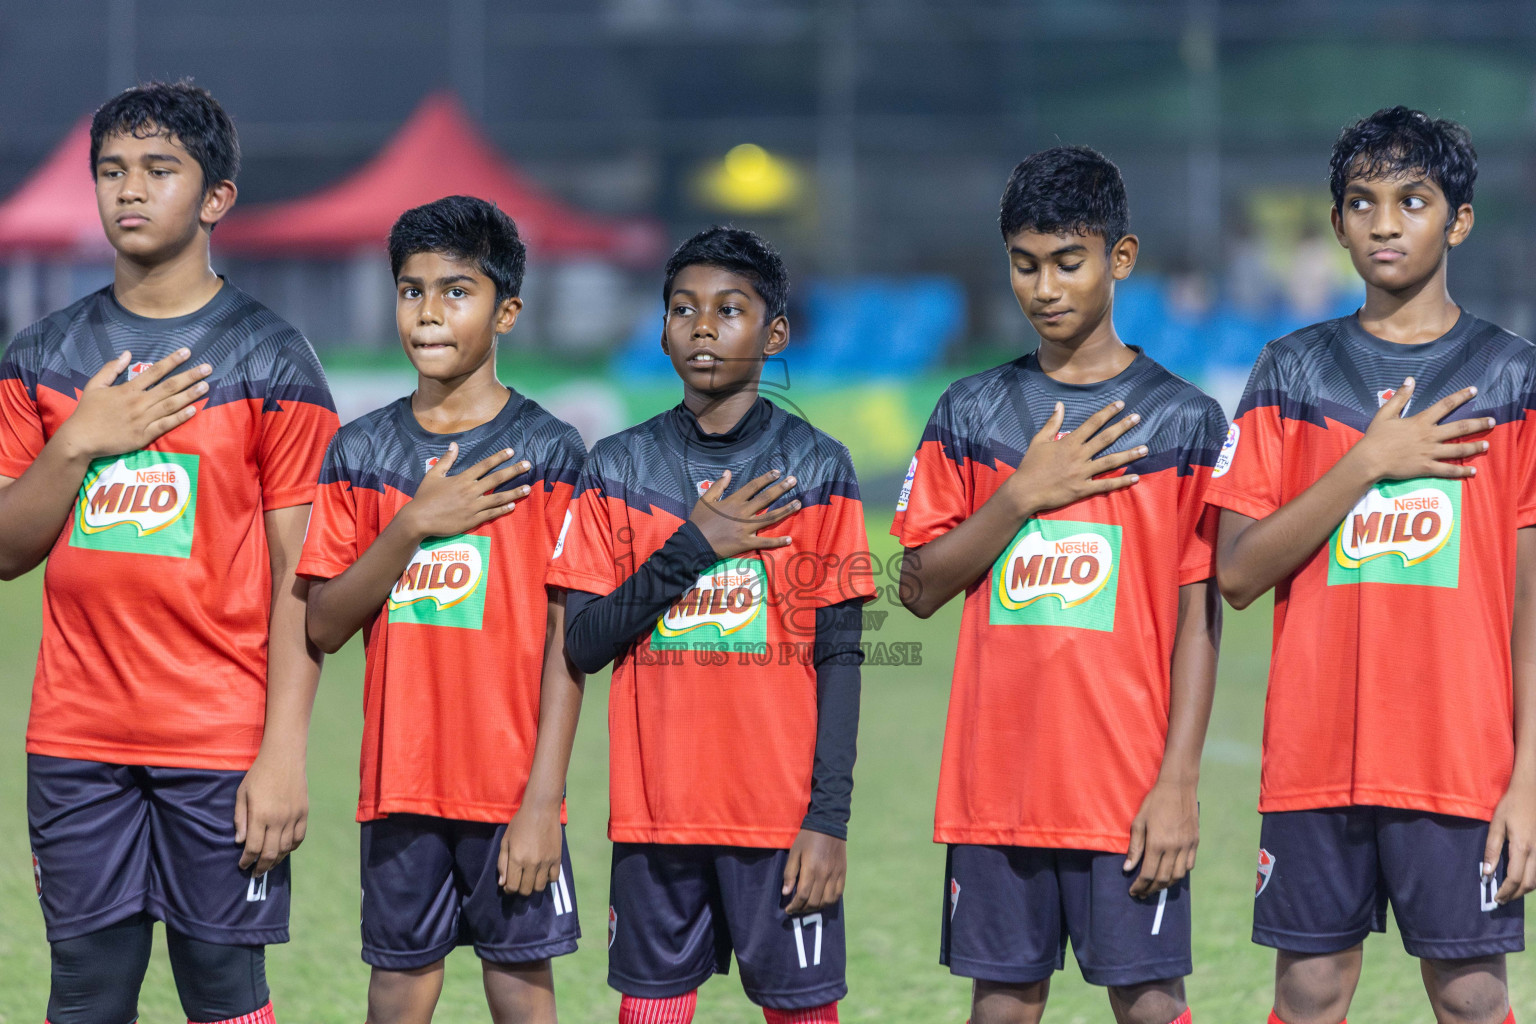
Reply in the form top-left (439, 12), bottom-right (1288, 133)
top-left (683, 383), bottom-right (759, 435)
top-left (412, 358), bottom-right (510, 434)
top-left (112, 233), bottom-right (223, 318)
top-left (1033, 315), bottom-right (1135, 385)
top-left (1357, 260), bottom-right (1461, 345)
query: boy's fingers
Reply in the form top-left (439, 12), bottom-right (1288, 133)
top-left (87, 352), bottom-right (133, 388)
top-left (757, 500), bottom-right (802, 525)
top-left (1427, 385), bottom-right (1478, 419)
top-left (782, 847), bottom-right (801, 897)
top-left (1482, 818), bottom-right (1506, 881)
top-left (480, 465), bottom-right (531, 491)
top-left (1077, 400), bottom-right (1126, 439)
top-left (740, 469), bottom-right (785, 502)
top-left (1035, 402), bottom-right (1066, 441)
top-left (1377, 377), bottom-right (1414, 419)
top-left (145, 406), bottom-right (198, 439)
top-left (473, 451), bottom-right (523, 479)
top-left (1085, 413), bottom-right (1142, 454)
top-left (1124, 820), bottom-right (1146, 873)
top-left (233, 787), bottom-right (248, 844)
top-left (433, 443), bottom-right (460, 474)
top-left (1435, 417), bottom-right (1495, 441)
top-left (747, 476), bottom-right (798, 512)
top-left (134, 348), bottom-right (194, 389)
top-left (1091, 474), bottom-right (1140, 495)
top-left (1432, 442), bottom-right (1487, 462)
top-left (1095, 446), bottom-right (1148, 471)
top-left (152, 363), bottom-right (213, 396)
top-left (1426, 461), bottom-right (1476, 479)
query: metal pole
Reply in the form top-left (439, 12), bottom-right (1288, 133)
top-left (817, 0), bottom-right (858, 273)
top-left (1183, 0), bottom-right (1220, 271)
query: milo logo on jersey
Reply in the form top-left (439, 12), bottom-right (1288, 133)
top-left (387, 534), bottom-right (491, 629)
top-left (1328, 478), bottom-right (1461, 589)
top-left (650, 556), bottom-right (769, 654)
top-left (69, 450), bottom-right (199, 558)
top-left (989, 519), bottom-right (1121, 632)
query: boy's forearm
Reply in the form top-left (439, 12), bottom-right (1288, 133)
top-left (900, 488), bottom-right (1035, 618)
top-left (0, 440), bottom-right (99, 579)
top-left (262, 505), bottom-right (323, 757)
top-left (1159, 580), bottom-right (1221, 784)
top-left (521, 592), bottom-right (585, 810)
top-left (306, 515), bottom-right (427, 652)
top-left (1216, 447), bottom-right (1379, 608)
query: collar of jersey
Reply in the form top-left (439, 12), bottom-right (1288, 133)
top-left (392, 387), bottom-right (526, 447)
top-left (666, 395), bottom-right (775, 454)
top-left (1018, 345), bottom-right (1154, 396)
top-left (1341, 305), bottom-right (1473, 357)
top-left (103, 275), bottom-right (238, 330)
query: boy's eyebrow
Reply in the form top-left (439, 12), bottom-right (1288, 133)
top-left (1008, 243), bottom-right (1088, 257)
top-left (434, 274), bottom-right (477, 286)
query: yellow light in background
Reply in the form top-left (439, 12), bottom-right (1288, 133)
top-left (694, 143), bottom-right (804, 214)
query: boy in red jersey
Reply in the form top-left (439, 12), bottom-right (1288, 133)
top-left (548, 226), bottom-right (875, 1023)
top-left (298, 196), bottom-right (587, 1024)
top-left (894, 147), bottom-right (1225, 1024)
top-left (1210, 107), bottom-right (1533, 1024)
top-left (0, 82), bottom-right (336, 1024)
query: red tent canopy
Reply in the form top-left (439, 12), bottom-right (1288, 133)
top-left (0, 118), bottom-right (112, 257)
top-left (219, 93), bottom-right (662, 263)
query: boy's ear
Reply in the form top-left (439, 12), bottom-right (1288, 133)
top-left (1331, 204), bottom-right (1348, 248)
top-left (1110, 234), bottom-right (1139, 281)
top-left (199, 179), bottom-right (237, 229)
top-left (494, 296), bottom-right (523, 335)
top-left (1447, 203), bottom-right (1474, 248)
top-left (763, 314), bottom-right (790, 356)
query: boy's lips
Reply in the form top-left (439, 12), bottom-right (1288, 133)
top-left (116, 214), bottom-right (149, 228)
top-left (1370, 248), bottom-right (1406, 262)
top-left (686, 350), bottom-right (721, 367)
top-left (1034, 308), bottom-right (1071, 324)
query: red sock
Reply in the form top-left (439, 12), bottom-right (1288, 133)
top-left (763, 1004), bottom-right (838, 1024)
top-left (192, 1004), bottom-right (275, 1024)
top-left (1268, 1014), bottom-right (1343, 1024)
top-left (1169, 1011), bottom-right (1191, 1024)
top-left (1502, 1011), bottom-right (1514, 1024)
top-left (619, 991), bottom-right (698, 1024)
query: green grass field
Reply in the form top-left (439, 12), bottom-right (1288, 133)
top-left (0, 520), bottom-right (1530, 1022)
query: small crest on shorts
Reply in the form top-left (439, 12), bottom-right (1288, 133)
top-left (608, 905), bottom-right (618, 948)
top-left (32, 852), bottom-right (41, 897)
top-left (949, 877), bottom-right (961, 919)
top-left (1255, 848), bottom-right (1275, 897)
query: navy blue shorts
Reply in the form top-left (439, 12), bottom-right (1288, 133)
top-left (1253, 806), bottom-right (1525, 959)
top-left (941, 845), bottom-right (1192, 987)
top-left (607, 843), bottom-right (846, 1010)
top-left (360, 814), bottom-right (580, 970)
top-left (27, 754), bottom-right (289, 945)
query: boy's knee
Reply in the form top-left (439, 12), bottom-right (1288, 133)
top-left (1274, 947), bottom-right (1360, 1024)
top-left (1107, 979), bottom-right (1187, 1024)
top-left (972, 979), bottom-right (1049, 1024)
top-left (165, 928), bottom-right (270, 1023)
top-left (1422, 956), bottom-right (1509, 1024)
top-left (47, 915), bottom-right (155, 1024)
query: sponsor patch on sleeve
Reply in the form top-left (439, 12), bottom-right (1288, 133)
top-left (1212, 423), bottom-right (1240, 478)
top-left (895, 455), bottom-right (918, 512)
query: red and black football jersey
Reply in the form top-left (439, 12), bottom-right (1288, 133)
top-left (892, 350), bottom-right (1226, 853)
top-left (0, 283), bottom-right (337, 770)
top-left (546, 400), bottom-right (877, 848)
top-left (1208, 311), bottom-right (1536, 821)
top-left (297, 392), bottom-right (585, 823)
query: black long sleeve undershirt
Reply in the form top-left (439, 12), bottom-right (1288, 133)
top-left (564, 527), bottom-right (864, 839)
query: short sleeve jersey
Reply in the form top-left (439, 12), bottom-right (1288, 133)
top-left (296, 392), bottom-right (585, 823)
top-left (892, 351), bottom-right (1226, 853)
top-left (0, 283), bottom-right (337, 770)
top-left (1207, 312), bottom-right (1536, 821)
top-left (546, 400), bottom-right (877, 848)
